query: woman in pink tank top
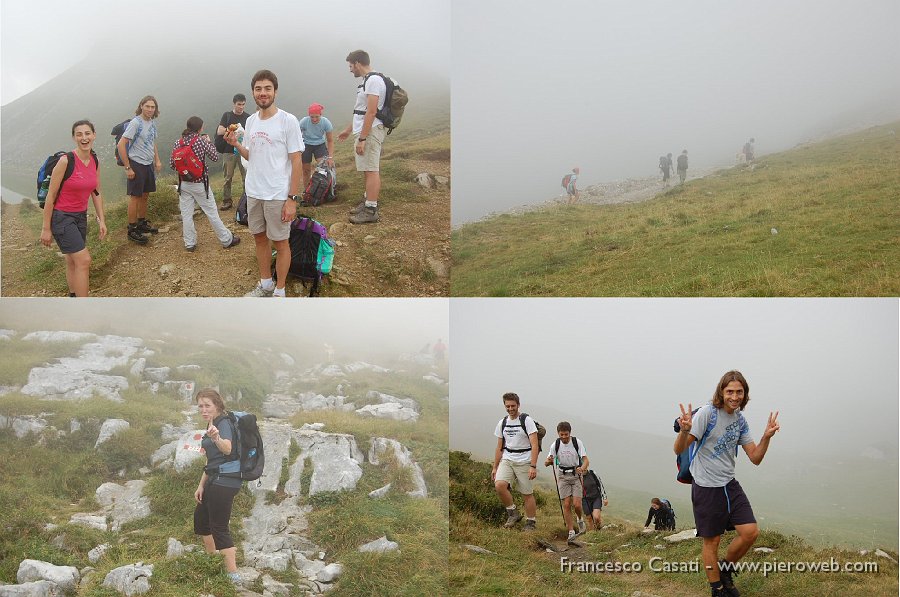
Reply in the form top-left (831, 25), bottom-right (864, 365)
top-left (39, 120), bottom-right (107, 297)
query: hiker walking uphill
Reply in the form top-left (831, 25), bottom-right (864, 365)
top-left (215, 94), bottom-right (251, 210)
top-left (676, 149), bottom-right (689, 184)
top-left (742, 138), bottom-right (755, 163)
top-left (581, 467), bottom-right (608, 530)
top-left (562, 167), bottom-right (580, 203)
top-left (225, 69), bottom-right (304, 298)
top-left (492, 392), bottom-right (542, 531)
top-left (673, 370), bottom-right (781, 597)
top-left (39, 120), bottom-right (107, 297)
top-left (645, 497), bottom-right (676, 531)
top-left (170, 116), bottom-right (240, 253)
top-left (660, 154), bottom-right (673, 187)
top-left (117, 96), bottom-right (163, 245)
top-left (543, 421), bottom-right (589, 544)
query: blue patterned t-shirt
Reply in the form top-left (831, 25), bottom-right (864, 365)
top-left (688, 405), bottom-right (754, 488)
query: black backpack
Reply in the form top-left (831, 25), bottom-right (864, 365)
top-left (111, 118), bottom-right (142, 166)
top-left (553, 436), bottom-right (583, 473)
top-left (272, 217), bottom-right (335, 297)
top-left (36, 150), bottom-right (99, 208)
top-left (208, 411), bottom-right (264, 486)
top-left (500, 413), bottom-right (547, 453)
top-left (235, 192), bottom-right (248, 226)
top-left (357, 72), bottom-right (409, 134)
top-left (302, 157), bottom-right (336, 206)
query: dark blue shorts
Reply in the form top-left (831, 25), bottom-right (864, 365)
top-left (692, 478), bottom-right (756, 537)
top-left (126, 162), bottom-right (156, 196)
top-left (582, 495), bottom-right (603, 513)
top-left (301, 143), bottom-right (328, 164)
top-left (51, 210), bottom-right (88, 254)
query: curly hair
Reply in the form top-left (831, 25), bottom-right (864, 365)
top-left (712, 370), bottom-right (750, 410)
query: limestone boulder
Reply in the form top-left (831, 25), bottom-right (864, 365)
top-left (369, 438), bottom-right (427, 498)
top-left (173, 430), bottom-right (206, 472)
top-left (16, 560), bottom-right (79, 592)
top-left (101, 563), bottom-right (153, 596)
top-left (358, 536), bottom-right (399, 554)
top-left (95, 480), bottom-right (151, 531)
top-left (95, 419), bottom-right (130, 448)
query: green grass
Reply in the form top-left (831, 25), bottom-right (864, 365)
top-left (451, 121), bottom-right (900, 296)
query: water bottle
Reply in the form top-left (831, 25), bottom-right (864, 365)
top-left (37, 176), bottom-right (51, 207)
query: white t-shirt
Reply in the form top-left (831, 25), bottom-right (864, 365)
top-left (494, 414), bottom-right (538, 464)
top-left (546, 437), bottom-right (587, 472)
top-left (352, 73), bottom-right (387, 135)
top-left (243, 109), bottom-right (304, 200)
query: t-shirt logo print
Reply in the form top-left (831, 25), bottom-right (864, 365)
top-left (712, 420), bottom-right (742, 459)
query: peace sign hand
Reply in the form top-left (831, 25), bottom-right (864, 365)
top-left (677, 403), bottom-right (693, 433)
top-left (762, 411), bottom-right (780, 439)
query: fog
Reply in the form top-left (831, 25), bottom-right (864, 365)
top-left (449, 298), bottom-right (897, 457)
top-left (0, 298), bottom-right (449, 360)
top-left (451, 0), bottom-right (900, 225)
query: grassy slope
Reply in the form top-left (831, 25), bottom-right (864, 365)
top-left (449, 452), bottom-right (899, 597)
top-left (0, 338), bottom-right (448, 596)
top-left (451, 122), bottom-right (900, 296)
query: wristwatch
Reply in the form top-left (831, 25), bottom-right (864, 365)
top-left (289, 195), bottom-right (302, 202)
top-left (358, 137), bottom-right (367, 142)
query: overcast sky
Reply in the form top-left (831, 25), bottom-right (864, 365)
top-left (450, 299), bottom-right (898, 455)
top-left (0, 0), bottom-right (450, 106)
top-left (451, 0), bottom-right (900, 224)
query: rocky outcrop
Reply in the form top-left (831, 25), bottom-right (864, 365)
top-left (22, 331), bottom-right (95, 344)
top-left (15, 560), bottom-right (79, 593)
top-left (173, 430), bottom-right (206, 472)
top-left (263, 392), bottom-right (351, 418)
top-left (369, 438), bottom-right (428, 498)
top-left (101, 563), bottom-right (152, 596)
top-left (0, 414), bottom-right (50, 438)
top-left (356, 402), bottom-right (419, 422)
top-left (95, 480), bottom-right (151, 531)
top-left (95, 419), bottom-right (130, 448)
top-left (0, 329), bottom-right (17, 341)
top-left (0, 580), bottom-right (63, 596)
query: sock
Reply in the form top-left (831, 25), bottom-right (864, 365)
top-left (260, 278), bottom-right (275, 291)
top-left (365, 200), bottom-right (378, 208)
top-left (272, 287), bottom-right (286, 297)
top-left (568, 530), bottom-right (575, 538)
top-left (506, 506), bottom-right (517, 512)
top-left (526, 517), bottom-right (536, 522)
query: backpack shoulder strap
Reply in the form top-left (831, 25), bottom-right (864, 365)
top-left (554, 437), bottom-right (560, 456)
top-left (571, 436), bottom-right (582, 466)
top-left (62, 152), bottom-right (77, 183)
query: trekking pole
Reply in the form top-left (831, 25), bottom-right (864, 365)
top-left (551, 459), bottom-right (565, 527)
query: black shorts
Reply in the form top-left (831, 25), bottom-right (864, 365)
top-left (51, 210), bottom-right (88, 254)
top-left (193, 482), bottom-right (241, 550)
top-left (582, 495), bottom-right (603, 513)
top-left (692, 478), bottom-right (756, 537)
top-left (301, 143), bottom-right (328, 164)
top-left (126, 162), bottom-right (156, 196)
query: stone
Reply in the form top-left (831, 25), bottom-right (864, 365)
top-left (143, 367), bottom-right (170, 383)
top-left (0, 329), bottom-right (16, 340)
top-left (129, 358), bottom-right (146, 378)
top-left (150, 440), bottom-right (178, 468)
top-left (356, 403), bottom-right (419, 422)
top-left (294, 554), bottom-right (326, 579)
top-left (22, 331), bottom-right (95, 344)
top-left (434, 175), bottom-right (449, 187)
top-left (279, 353), bottom-right (295, 367)
top-left (158, 264), bottom-right (175, 277)
top-left (16, 560), bottom-right (79, 592)
top-left (422, 374), bottom-right (444, 385)
top-left (102, 563), bottom-right (153, 596)
top-left (261, 574), bottom-right (291, 596)
top-left (69, 513), bottom-right (107, 531)
top-left (95, 419), bottom-right (130, 448)
top-left (173, 430), bottom-right (207, 472)
top-left (0, 415), bottom-right (49, 438)
top-left (95, 480), bottom-right (151, 531)
top-left (88, 544), bottom-right (110, 563)
top-left (363, 235), bottom-right (377, 244)
top-left (368, 484), bottom-right (391, 498)
top-left (754, 547), bottom-right (775, 554)
top-left (166, 538), bottom-right (184, 558)
top-left (368, 438), bottom-right (427, 497)
top-left (316, 563), bottom-right (343, 583)
top-left (300, 423), bottom-right (325, 431)
top-left (663, 529), bottom-right (699, 543)
top-left (875, 549), bottom-right (897, 563)
top-left (358, 536), bottom-right (399, 554)
top-left (426, 257), bottom-right (448, 278)
top-left (414, 173), bottom-right (435, 188)
top-left (463, 544), bottom-right (495, 555)
top-left (69, 419), bottom-right (81, 433)
top-left (0, 581), bottom-right (62, 596)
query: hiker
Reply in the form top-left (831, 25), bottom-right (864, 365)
top-left (674, 370), bottom-right (781, 597)
top-left (742, 138), bottom-right (755, 163)
top-left (644, 497), bottom-right (676, 531)
top-left (170, 116), bottom-right (240, 252)
top-left (39, 120), bottom-right (107, 297)
top-left (491, 392), bottom-right (539, 531)
top-left (581, 468), bottom-right (608, 530)
top-left (225, 69), bottom-right (304, 298)
top-left (543, 421), bottom-right (588, 544)
top-left (661, 154), bottom-right (674, 186)
top-left (563, 167), bottom-right (580, 203)
top-left (117, 95), bottom-right (162, 245)
top-left (432, 338), bottom-right (447, 365)
top-left (215, 94), bottom-right (250, 210)
top-left (338, 50), bottom-right (387, 224)
top-left (193, 388), bottom-right (242, 585)
top-left (299, 103), bottom-right (335, 188)
top-left (676, 149), bottom-right (688, 184)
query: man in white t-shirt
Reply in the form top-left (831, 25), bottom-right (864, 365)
top-left (491, 392), bottom-right (539, 531)
top-left (338, 49), bottom-right (387, 225)
top-left (226, 69), bottom-right (304, 298)
top-left (544, 421), bottom-right (589, 543)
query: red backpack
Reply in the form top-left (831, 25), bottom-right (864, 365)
top-left (172, 136), bottom-right (205, 182)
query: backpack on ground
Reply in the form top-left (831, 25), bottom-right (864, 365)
top-left (561, 173), bottom-right (574, 188)
top-left (36, 150), bottom-right (99, 208)
top-left (172, 136), bottom-right (206, 183)
top-left (272, 216), bottom-right (335, 297)
top-left (553, 436), bottom-right (583, 473)
top-left (111, 118), bottom-right (143, 167)
top-left (500, 413), bottom-right (547, 453)
top-left (235, 192), bottom-right (248, 226)
top-left (359, 72), bottom-right (409, 134)
top-left (207, 411), bottom-right (265, 486)
top-left (302, 157), bottom-right (336, 206)
top-left (673, 405), bottom-right (743, 484)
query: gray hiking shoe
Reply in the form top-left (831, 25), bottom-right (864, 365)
top-left (521, 519), bottom-right (536, 532)
top-left (577, 519), bottom-right (587, 535)
top-left (567, 533), bottom-right (578, 545)
top-left (349, 200), bottom-right (367, 215)
top-left (503, 510), bottom-right (523, 528)
top-left (349, 205), bottom-right (379, 224)
top-left (244, 282), bottom-right (274, 298)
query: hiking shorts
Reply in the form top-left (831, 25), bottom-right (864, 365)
top-left (496, 459), bottom-right (534, 495)
top-left (194, 482), bottom-right (241, 550)
top-left (692, 478), bottom-right (756, 538)
top-left (126, 162), bottom-right (156, 196)
top-left (302, 143), bottom-right (328, 164)
top-left (247, 197), bottom-right (290, 241)
top-left (51, 210), bottom-right (88, 254)
top-left (582, 495), bottom-right (603, 514)
top-left (354, 124), bottom-right (386, 172)
top-left (556, 472), bottom-right (583, 499)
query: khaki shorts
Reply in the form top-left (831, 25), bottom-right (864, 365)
top-left (556, 473), bottom-right (583, 499)
top-left (247, 197), bottom-right (290, 241)
top-left (496, 459), bottom-right (534, 495)
top-left (354, 124), bottom-right (386, 172)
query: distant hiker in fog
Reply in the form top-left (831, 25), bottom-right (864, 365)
top-left (492, 392), bottom-right (540, 531)
top-left (432, 338), bottom-right (447, 364)
top-left (299, 103), bottom-right (335, 188)
top-left (562, 167), bottom-right (580, 203)
top-left (118, 95), bottom-right (162, 245)
top-left (215, 94), bottom-right (250, 211)
top-left (676, 150), bottom-right (688, 184)
top-left (644, 497), bottom-right (675, 531)
top-left (742, 138), bottom-right (755, 163)
top-left (674, 370), bottom-right (781, 597)
top-left (39, 120), bottom-right (107, 297)
top-left (659, 155), bottom-right (672, 187)
top-left (194, 389), bottom-right (242, 585)
top-left (544, 421), bottom-right (588, 544)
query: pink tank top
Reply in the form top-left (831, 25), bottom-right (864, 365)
top-left (54, 153), bottom-right (98, 213)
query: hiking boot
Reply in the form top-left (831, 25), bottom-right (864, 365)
top-left (244, 282), bottom-right (274, 298)
top-left (127, 225), bottom-right (148, 245)
top-left (719, 560), bottom-right (740, 596)
top-left (349, 200), bottom-right (367, 215)
top-left (577, 519), bottom-right (587, 535)
top-left (221, 199), bottom-right (233, 210)
top-left (185, 245), bottom-right (196, 252)
top-left (349, 205), bottom-right (379, 224)
top-left (521, 519), bottom-right (536, 532)
top-left (137, 218), bottom-right (158, 234)
top-left (224, 234), bottom-right (241, 249)
top-left (503, 510), bottom-right (523, 528)
top-left (567, 533), bottom-right (578, 545)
